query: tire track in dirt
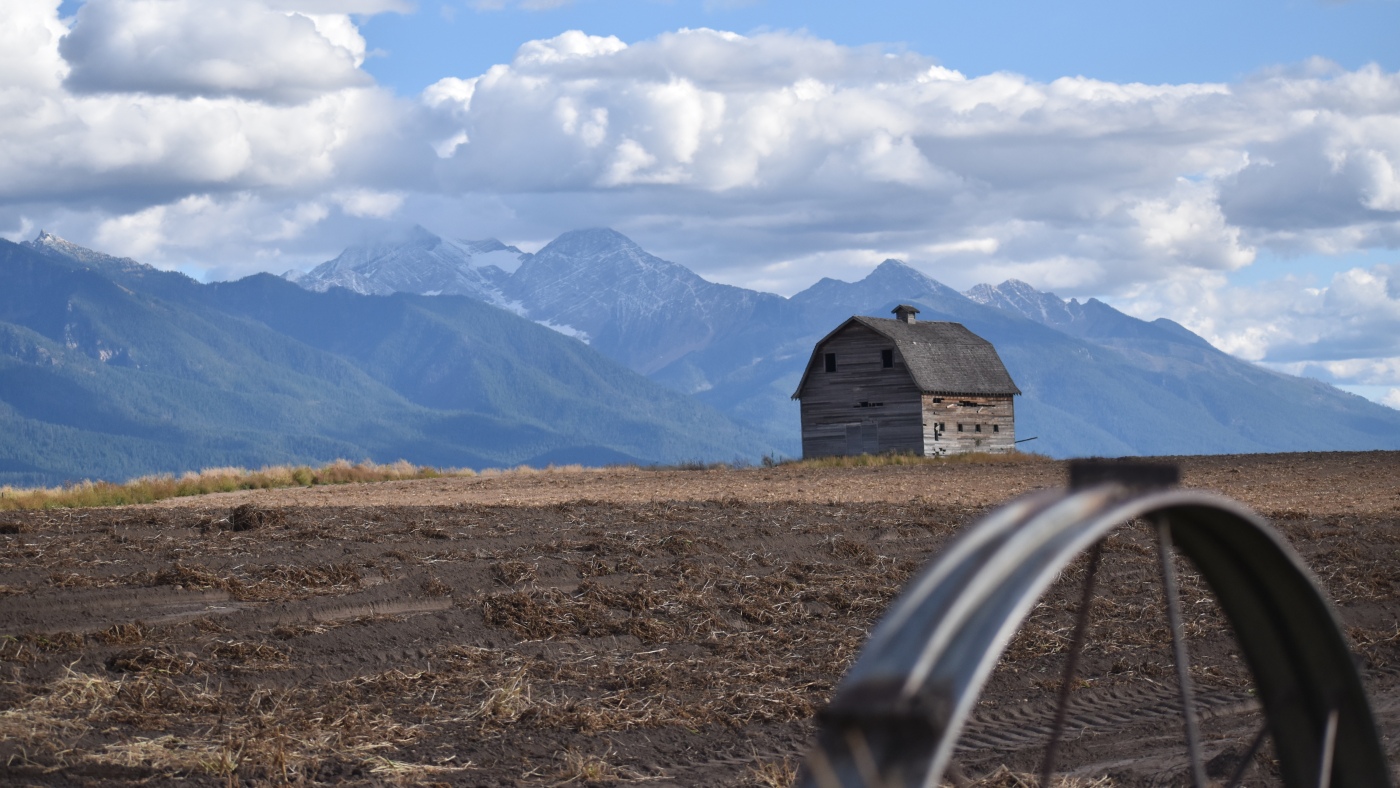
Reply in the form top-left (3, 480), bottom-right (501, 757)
top-left (0, 587), bottom-right (241, 635)
top-left (0, 585), bottom-right (453, 637)
top-left (659, 684), bottom-right (1261, 779)
top-left (720, 668), bottom-right (1400, 783)
top-left (958, 682), bottom-right (1259, 753)
top-left (241, 595), bottom-right (453, 628)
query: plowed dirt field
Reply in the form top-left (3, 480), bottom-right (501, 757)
top-left (2, 452), bottom-right (1398, 786)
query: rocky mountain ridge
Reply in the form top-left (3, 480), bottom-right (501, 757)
top-left (292, 225), bottom-right (525, 306)
top-left (23, 230), bottom-right (155, 275)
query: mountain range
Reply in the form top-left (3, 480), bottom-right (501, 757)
top-left (286, 225), bottom-right (1400, 459)
top-left (4, 223), bottom-right (1397, 489)
top-left (0, 232), bottom-right (770, 487)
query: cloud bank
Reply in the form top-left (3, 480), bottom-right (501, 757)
top-left (59, 0), bottom-right (372, 102)
top-left (1, 6), bottom-right (1398, 400)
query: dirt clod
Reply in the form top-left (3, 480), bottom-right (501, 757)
top-left (227, 503), bottom-right (284, 531)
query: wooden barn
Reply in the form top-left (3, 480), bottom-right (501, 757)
top-left (792, 305), bottom-right (1021, 458)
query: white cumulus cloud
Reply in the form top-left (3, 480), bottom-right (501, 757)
top-left (60, 0), bottom-right (371, 103)
top-left (0, 0), bottom-right (423, 277)
top-left (419, 28), bottom-right (1400, 298)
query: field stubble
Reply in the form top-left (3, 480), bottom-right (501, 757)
top-left (0, 452), bottom-right (1398, 786)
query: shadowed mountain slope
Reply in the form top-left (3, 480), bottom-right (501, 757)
top-left (503, 229), bottom-right (790, 375)
top-left (0, 239), bottom-right (770, 486)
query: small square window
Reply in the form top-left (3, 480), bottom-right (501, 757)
top-left (975, 424), bottom-right (982, 433)
top-left (881, 349), bottom-right (893, 368)
top-left (824, 353), bottom-right (836, 372)
top-left (993, 425), bottom-right (999, 433)
top-left (957, 424), bottom-right (964, 432)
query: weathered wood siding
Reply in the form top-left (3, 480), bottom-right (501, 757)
top-left (799, 325), bottom-right (923, 458)
top-left (921, 395), bottom-right (1015, 455)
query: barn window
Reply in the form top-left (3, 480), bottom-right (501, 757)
top-left (993, 425), bottom-right (1000, 433)
top-left (881, 349), bottom-right (893, 368)
top-left (975, 424), bottom-right (982, 433)
top-left (957, 424), bottom-right (964, 432)
top-left (824, 353), bottom-right (836, 372)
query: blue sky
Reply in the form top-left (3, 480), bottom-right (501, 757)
top-left (8, 0), bottom-right (1400, 408)
top-left (358, 0), bottom-right (1400, 94)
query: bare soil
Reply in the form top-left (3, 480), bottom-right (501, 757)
top-left (1, 452), bottom-right (1397, 786)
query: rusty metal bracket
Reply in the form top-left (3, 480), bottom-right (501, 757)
top-left (799, 463), bottom-right (1390, 788)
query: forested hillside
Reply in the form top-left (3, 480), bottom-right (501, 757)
top-left (0, 240), bottom-right (770, 487)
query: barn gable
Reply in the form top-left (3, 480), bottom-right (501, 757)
top-left (792, 315), bottom-right (1020, 400)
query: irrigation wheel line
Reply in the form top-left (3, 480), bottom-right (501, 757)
top-left (798, 477), bottom-right (1391, 788)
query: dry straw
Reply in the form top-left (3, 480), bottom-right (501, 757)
top-left (786, 448), bottom-right (1049, 469)
top-left (0, 459), bottom-right (616, 511)
top-left (0, 459), bottom-right (468, 511)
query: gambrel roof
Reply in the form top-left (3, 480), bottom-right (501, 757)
top-left (792, 315), bottom-right (1021, 399)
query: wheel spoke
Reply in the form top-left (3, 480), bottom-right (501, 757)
top-left (844, 727), bottom-right (884, 788)
top-left (1157, 517), bottom-right (1208, 788)
top-left (803, 745), bottom-right (843, 788)
top-left (1039, 540), bottom-right (1105, 786)
top-left (1317, 708), bottom-right (1338, 788)
top-left (944, 759), bottom-right (973, 788)
top-left (1224, 722), bottom-right (1269, 788)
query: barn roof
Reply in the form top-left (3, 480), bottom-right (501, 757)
top-left (792, 316), bottom-right (1021, 399)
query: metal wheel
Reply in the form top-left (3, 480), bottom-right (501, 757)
top-left (799, 462), bottom-right (1390, 788)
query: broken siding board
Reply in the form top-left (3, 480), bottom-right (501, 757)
top-left (922, 395), bottom-right (1015, 455)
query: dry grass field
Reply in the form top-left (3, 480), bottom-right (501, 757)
top-left (1, 451), bottom-right (1397, 786)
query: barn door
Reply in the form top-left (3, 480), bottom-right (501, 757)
top-left (862, 420), bottom-right (879, 454)
top-left (845, 424), bottom-right (862, 455)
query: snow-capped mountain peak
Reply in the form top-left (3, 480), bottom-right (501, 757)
top-left (965, 278), bottom-right (1086, 330)
top-left (289, 225), bottom-right (525, 300)
top-left (22, 230), bottom-right (154, 274)
top-left (447, 237), bottom-right (526, 274)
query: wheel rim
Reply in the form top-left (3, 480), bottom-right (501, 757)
top-left (800, 478), bottom-right (1391, 788)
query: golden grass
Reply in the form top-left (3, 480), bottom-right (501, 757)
top-left (0, 449), bottom-right (1043, 511)
top-left (0, 459), bottom-right (468, 511)
top-left (0, 458), bottom-right (621, 511)
top-left (785, 449), bottom-right (1051, 469)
